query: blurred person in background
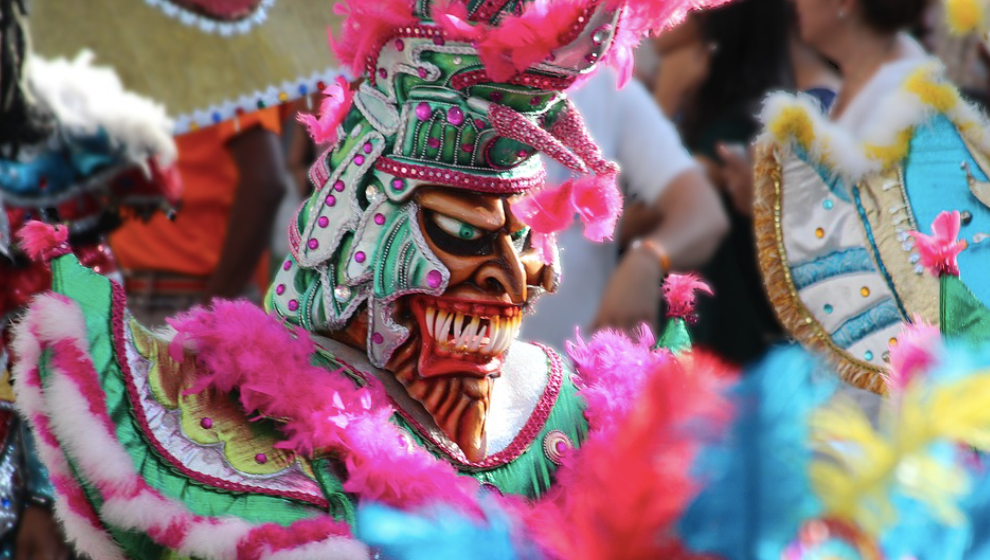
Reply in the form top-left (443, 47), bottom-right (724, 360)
top-left (111, 109), bottom-right (291, 326)
top-left (653, 0), bottom-right (795, 365)
top-left (521, 67), bottom-right (728, 352)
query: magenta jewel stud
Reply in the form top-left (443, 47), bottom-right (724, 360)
top-left (325, 194), bottom-right (336, 207)
top-left (447, 107), bottom-right (465, 126)
top-left (275, 284), bottom-right (286, 295)
top-left (255, 453), bottom-right (268, 465)
top-left (318, 216), bottom-right (329, 228)
top-left (474, 118), bottom-right (487, 129)
top-left (391, 178), bottom-right (405, 192)
top-left (355, 251), bottom-right (366, 263)
top-left (307, 238), bottom-right (319, 250)
top-left (374, 213), bottom-right (386, 225)
top-left (490, 91), bottom-right (503, 102)
top-left (283, 260), bottom-right (293, 271)
top-left (333, 180), bottom-right (345, 192)
top-left (378, 68), bottom-right (387, 80)
top-left (200, 418), bottom-right (213, 429)
top-left (363, 142), bottom-right (373, 154)
top-left (417, 67), bottom-right (428, 79)
top-left (287, 299), bottom-right (299, 311)
top-left (395, 39), bottom-right (405, 51)
top-left (427, 270), bottom-right (443, 288)
top-left (372, 332), bottom-right (385, 344)
top-left (354, 155), bottom-right (365, 166)
top-left (415, 102), bottom-right (432, 121)
top-left (427, 137), bottom-right (441, 149)
top-left (433, 35), bottom-right (445, 46)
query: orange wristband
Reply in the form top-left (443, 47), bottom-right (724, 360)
top-left (632, 238), bottom-right (670, 275)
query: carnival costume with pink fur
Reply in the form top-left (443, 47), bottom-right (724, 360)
top-left (16, 1), bottom-right (990, 559)
top-left (5, 0), bottom-right (741, 558)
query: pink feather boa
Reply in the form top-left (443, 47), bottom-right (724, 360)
top-left (522, 326), bottom-right (734, 560)
top-left (168, 301), bottom-right (734, 558)
top-left (168, 301), bottom-right (481, 513)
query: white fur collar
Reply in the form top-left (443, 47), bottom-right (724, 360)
top-left (26, 51), bottom-right (176, 165)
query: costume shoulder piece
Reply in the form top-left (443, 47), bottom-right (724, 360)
top-left (754, 61), bottom-right (990, 392)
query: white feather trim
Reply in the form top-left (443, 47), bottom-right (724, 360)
top-left (759, 61), bottom-right (990, 183)
top-left (26, 51), bottom-right (177, 165)
top-left (11, 294), bottom-right (370, 560)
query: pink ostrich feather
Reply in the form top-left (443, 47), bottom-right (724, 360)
top-left (328, 0), bottom-right (417, 75)
top-left (885, 317), bottom-right (942, 392)
top-left (477, 0), bottom-right (588, 81)
top-left (16, 221), bottom-right (70, 262)
top-left (168, 300), bottom-right (480, 514)
top-left (570, 173), bottom-right (621, 242)
top-left (664, 273), bottom-right (714, 319)
top-left (512, 174), bottom-right (622, 244)
top-left (296, 76), bottom-right (355, 146)
top-left (530, 330), bottom-right (733, 560)
top-left (908, 210), bottom-right (967, 277)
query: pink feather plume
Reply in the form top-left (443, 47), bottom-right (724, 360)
top-left (525, 329), bottom-right (733, 560)
top-left (664, 273), bottom-right (714, 320)
top-left (477, 0), bottom-right (588, 81)
top-left (16, 221), bottom-right (70, 262)
top-left (885, 317), bottom-right (942, 392)
top-left (908, 210), bottom-right (967, 277)
top-left (328, 0), bottom-right (418, 76)
top-left (167, 301), bottom-right (480, 514)
top-left (512, 173), bottom-right (622, 264)
top-left (296, 76), bottom-right (356, 146)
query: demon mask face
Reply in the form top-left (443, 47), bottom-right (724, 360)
top-left (385, 187), bottom-right (552, 460)
top-left (268, 0), bottom-right (634, 462)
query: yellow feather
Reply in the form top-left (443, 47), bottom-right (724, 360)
top-left (945, 0), bottom-right (987, 34)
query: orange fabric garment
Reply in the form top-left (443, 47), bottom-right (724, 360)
top-left (110, 108), bottom-right (282, 279)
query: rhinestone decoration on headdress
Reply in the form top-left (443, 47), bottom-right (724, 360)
top-left (269, 0), bottom-right (731, 366)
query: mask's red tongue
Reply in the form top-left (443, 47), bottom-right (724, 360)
top-left (165, 0), bottom-right (263, 20)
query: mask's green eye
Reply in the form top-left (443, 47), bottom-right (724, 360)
top-left (510, 227), bottom-right (530, 242)
top-left (432, 213), bottom-right (483, 241)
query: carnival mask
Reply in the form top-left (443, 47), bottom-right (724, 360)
top-left (368, 187), bottom-right (552, 462)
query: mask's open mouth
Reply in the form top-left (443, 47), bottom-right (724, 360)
top-left (410, 296), bottom-right (522, 378)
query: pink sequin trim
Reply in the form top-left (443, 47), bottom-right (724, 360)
top-left (489, 104), bottom-right (587, 174)
top-left (109, 282), bottom-right (330, 509)
top-left (549, 100), bottom-right (619, 177)
top-left (333, 344), bottom-right (565, 469)
top-left (450, 69), bottom-right (575, 91)
top-left (374, 157), bottom-right (544, 194)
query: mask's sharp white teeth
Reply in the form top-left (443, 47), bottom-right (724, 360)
top-left (453, 313), bottom-right (465, 342)
top-left (439, 311), bottom-right (453, 345)
top-left (468, 319), bottom-right (485, 352)
top-left (457, 316), bottom-right (476, 349)
top-left (425, 307), bottom-right (436, 338)
top-left (483, 318), bottom-right (499, 355)
top-left (492, 317), bottom-right (507, 355)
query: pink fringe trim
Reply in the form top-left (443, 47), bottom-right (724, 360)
top-left (12, 294), bottom-right (365, 560)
